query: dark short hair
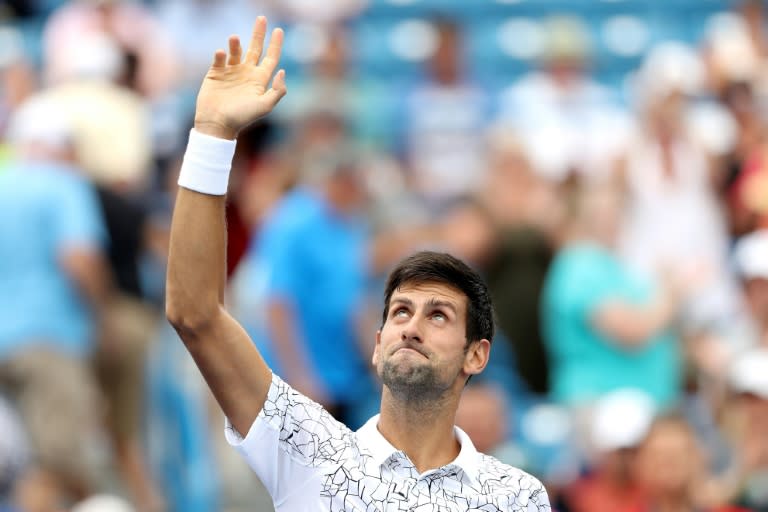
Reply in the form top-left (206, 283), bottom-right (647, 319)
top-left (381, 251), bottom-right (495, 344)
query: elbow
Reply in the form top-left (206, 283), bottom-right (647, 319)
top-left (165, 297), bottom-right (220, 339)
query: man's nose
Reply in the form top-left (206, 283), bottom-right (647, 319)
top-left (400, 315), bottom-right (423, 343)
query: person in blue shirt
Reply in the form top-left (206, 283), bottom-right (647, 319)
top-left (542, 183), bottom-right (687, 410)
top-left (0, 96), bottom-right (110, 509)
top-left (240, 145), bottom-right (374, 428)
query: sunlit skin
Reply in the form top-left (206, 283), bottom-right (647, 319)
top-left (371, 282), bottom-right (491, 473)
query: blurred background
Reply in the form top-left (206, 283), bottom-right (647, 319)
top-left (2, 0), bottom-right (768, 511)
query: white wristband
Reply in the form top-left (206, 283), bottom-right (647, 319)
top-left (177, 128), bottom-right (237, 196)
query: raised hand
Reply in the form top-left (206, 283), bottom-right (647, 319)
top-left (194, 16), bottom-right (287, 140)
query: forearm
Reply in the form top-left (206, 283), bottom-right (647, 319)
top-left (166, 129), bottom-right (234, 331)
top-left (166, 189), bottom-right (227, 329)
top-left (592, 293), bottom-right (677, 348)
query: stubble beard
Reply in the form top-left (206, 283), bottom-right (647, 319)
top-left (380, 357), bottom-right (452, 406)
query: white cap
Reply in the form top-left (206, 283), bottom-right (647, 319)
top-left (71, 495), bottom-right (135, 512)
top-left (634, 42), bottom-right (705, 105)
top-left (729, 349), bottom-right (768, 399)
top-left (591, 389), bottom-right (656, 452)
top-left (53, 31), bottom-right (124, 84)
top-left (5, 94), bottom-right (73, 150)
top-left (734, 230), bottom-right (768, 280)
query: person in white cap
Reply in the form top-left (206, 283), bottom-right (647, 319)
top-left (733, 230), bottom-right (768, 349)
top-left (721, 348), bottom-right (768, 510)
top-left (562, 389), bottom-right (654, 512)
top-left (166, 17), bottom-right (550, 511)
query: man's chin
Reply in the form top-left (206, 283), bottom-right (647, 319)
top-left (381, 361), bottom-right (434, 390)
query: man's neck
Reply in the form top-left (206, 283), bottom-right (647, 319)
top-left (376, 388), bottom-right (461, 474)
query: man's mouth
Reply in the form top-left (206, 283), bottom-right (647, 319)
top-left (395, 346), bottom-right (427, 358)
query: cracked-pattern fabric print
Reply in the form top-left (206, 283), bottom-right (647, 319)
top-left (227, 374), bottom-right (551, 511)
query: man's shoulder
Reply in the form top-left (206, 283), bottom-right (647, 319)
top-left (476, 453), bottom-right (546, 493)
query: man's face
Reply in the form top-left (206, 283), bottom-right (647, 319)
top-left (373, 282), bottom-right (487, 403)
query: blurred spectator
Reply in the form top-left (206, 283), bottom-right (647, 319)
top-left (275, 0), bottom-right (366, 24)
top-left (563, 389), bottom-right (653, 512)
top-left (700, 10), bottom-right (768, 238)
top-left (0, 95), bottom-right (109, 509)
top-left (42, 0), bottom-right (178, 98)
top-left (725, 349), bottom-right (768, 511)
top-left (19, 40), bottom-right (164, 508)
top-left (732, 230), bottom-right (768, 350)
top-left (455, 384), bottom-right (508, 455)
top-left (91, 185), bottom-right (165, 511)
top-left (155, 0), bottom-right (275, 90)
top-left (31, 29), bottom-right (152, 189)
top-left (498, 15), bottom-right (632, 183)
top-left (402, 17), bottom-right (491, 214)
top-left (542, 183), bottom-right (686, 410)
top-left (0, 26), bottom-right (36, 141)
top-left (439, 126), bottom-right (562, 394)
top-left (629, 413), bottom-right (752, 512)
top-left (703, 4), bottom-right (768, 99)
top-left (718, 80), bottom-right (767, 236)
top-left (275, 24), bottom-right (385, 147)
top-left (620, 42), bottom-right (741, 345)
top-left (728, 135), bottom-right (768, 235)
top-left (236, 144), bottom-right (375, 427)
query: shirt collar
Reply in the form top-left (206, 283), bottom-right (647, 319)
top-left (356, 414), bottom-right (481, 484)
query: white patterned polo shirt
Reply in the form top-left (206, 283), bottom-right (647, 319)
top-left (225, 373), bottom-right (551, 511)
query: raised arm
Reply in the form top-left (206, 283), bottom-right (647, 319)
top-left (165, 17), bottom-right (287, 436)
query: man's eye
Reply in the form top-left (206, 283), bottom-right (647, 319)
top-left (394, 308), bottom-right (409, 317)
top-left (432, 312), bottom-right (446, 321)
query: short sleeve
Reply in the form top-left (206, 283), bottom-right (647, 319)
top-left (224, 373), bottom-right (354, 505)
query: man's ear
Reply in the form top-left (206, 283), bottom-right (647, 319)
top-left (372, 330), bottom-right (382, 367)
top-left (464, 339), bottom-right (491, 377)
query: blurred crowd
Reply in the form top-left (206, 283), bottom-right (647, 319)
top-left (2, 0), bottom-right (768, 511)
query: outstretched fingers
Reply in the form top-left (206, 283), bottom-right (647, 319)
top-left (246, 16), bottom-right (268, 65)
